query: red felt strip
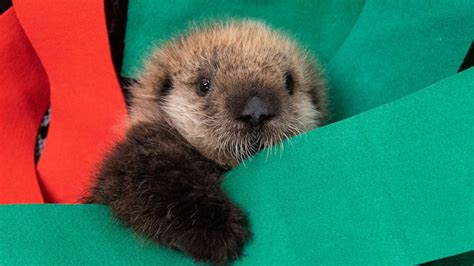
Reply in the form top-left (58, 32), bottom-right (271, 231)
top-left (0, 9), bottom-right (48, 203)
top-left (14, 0), bottom-right (127, 203)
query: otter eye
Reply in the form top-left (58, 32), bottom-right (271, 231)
top-left (198, 78), bottom-right (211, 96)
top-left (284, 72), bottom-right (295, 95)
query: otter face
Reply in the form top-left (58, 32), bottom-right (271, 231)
top-left (130, 20), bottom-right (327, 166)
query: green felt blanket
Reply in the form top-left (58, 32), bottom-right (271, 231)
top-left (2, 69), bottom-right (473, 265)
top-left (3, 0), bottom-right (473, 264)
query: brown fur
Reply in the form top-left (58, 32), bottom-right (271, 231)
top-left (87, 20), bottom-right (327, 264)
top-left (130, 20), bottom-right (327, 166)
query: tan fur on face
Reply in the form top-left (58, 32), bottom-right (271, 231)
top-left (128, 20), bottom-right (328, 166)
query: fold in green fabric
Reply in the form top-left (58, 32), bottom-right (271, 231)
top-left (121, 0), bottom-right (366, 78)
top-left (1, 69), bottom-right (473, 264)
top-left (327, 0), bottom-right (474, 120)
top-left (3, 0), bottom-right (473, 265)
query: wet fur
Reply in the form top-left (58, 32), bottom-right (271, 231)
top-left (87, 20), bottom-right (327, 264)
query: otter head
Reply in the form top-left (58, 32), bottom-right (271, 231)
top-left (130, 20), bottom-right (327, 167)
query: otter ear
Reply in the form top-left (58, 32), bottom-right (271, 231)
top-left (284, 72), bottom-right (295, 95)
top-left (145, 59), bottom-right (172, 97)
top-left (160, 75), bottom-right (173, 96)
top-left (127, 66), bottom-right (173, 124)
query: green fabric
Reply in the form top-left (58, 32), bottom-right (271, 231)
top-left (0, 204), bottom-right (194, 265)
top-left (225, 68), bottom-right (474, 265)
top-left (326, 0), bottom-right (474, 120)
top-left (4, 0), bottom-right (474, 265)
top-left (121, 0), bottom-right (366, 78)
top-left (2, 70), bottom-right (473, 264)
top-left (123, 0), bottom-right (474, 121)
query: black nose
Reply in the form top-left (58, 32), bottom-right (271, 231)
top-left (238, 96), bottom-right (274, 127)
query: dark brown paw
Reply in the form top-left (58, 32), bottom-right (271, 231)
top-left (166, 194), bottom-right (251, 265)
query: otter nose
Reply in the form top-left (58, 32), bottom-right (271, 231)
top-left (238, 96), bottom-right (274, 127)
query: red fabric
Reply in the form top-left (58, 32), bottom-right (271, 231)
top-left (0, 1), bottom-right (128, 203)
top-left (0, 9), bottom-right (49, 203)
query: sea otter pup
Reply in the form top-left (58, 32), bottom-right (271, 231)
top-left (87, 20), bottom-right (327, 264)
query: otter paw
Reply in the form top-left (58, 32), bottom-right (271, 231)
top-left (168, 196), bottom-right (250, 265)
